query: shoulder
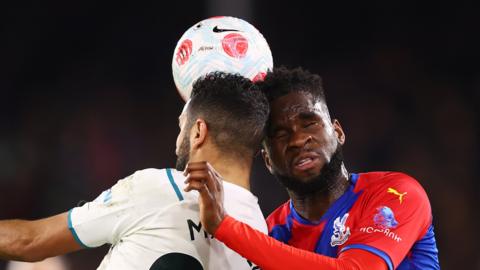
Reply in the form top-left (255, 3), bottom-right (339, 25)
top-left (355, 171), bottom-right (428, 200)
top-left (130, 168), bottom-right (175, 181)
top-left (122, 168), bottom-right (185, 188)
top-left (353, 171), bottom-right (432, 224)
top-left (266, 201), bottom-right (290, 231)
top-left (98, 168), bottom-right (186, 204)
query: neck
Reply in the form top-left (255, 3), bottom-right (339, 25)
top-left (190, 148), bottom-right (252, 190)
top-left (212, 157), bottom-right (252, 190)
top-left (289, 164), bottom-right (350, 221)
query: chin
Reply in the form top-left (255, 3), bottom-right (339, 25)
top-left (291, 166), bottom-right (323, 181)
top-left (276, 147), bottom-right (344, 195)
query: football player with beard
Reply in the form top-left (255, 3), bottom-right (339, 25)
top-left (185, 67), bottom-right (440, 270)
top-left (0, 72), bottom-right (269, 270)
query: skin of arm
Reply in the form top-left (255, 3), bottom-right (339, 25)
top-left (0, 212), bottom-right (82, 262)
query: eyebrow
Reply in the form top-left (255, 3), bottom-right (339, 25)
top-left (297, 111), bottom-right (319, 120)
top-left (266, 121), bottom-right (287, 135)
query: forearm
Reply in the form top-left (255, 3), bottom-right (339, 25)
top-left (0, 213), bottom-right (80, 262)
top-left (0, 219), bottom-right (39, 261)
top-left (215, 216), bottom-right (387, 270)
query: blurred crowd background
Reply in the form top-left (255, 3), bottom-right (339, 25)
top-left (1, 1), bottom-right (478, 269)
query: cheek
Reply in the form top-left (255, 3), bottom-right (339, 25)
top-left (314, 124), bottom-right (337, 147)
top-left (319, 137), bottom-right (339, 162)
top-left (268, 143), bottom-right (287, 165)
top-left (324, 124), bottom-right (335, 136)
top-left (175, 132), bottom-right (184, 154)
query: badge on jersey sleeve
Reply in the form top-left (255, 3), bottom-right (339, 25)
top-left (94, 189), bottom-right (112, 204)
top-left (359, 206), bottom-right (403, 243)
top-left (374, 206), bottom-right (398, 229)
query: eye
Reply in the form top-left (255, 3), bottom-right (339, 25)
top-left (272, 130), bottom-right (288, 140)
top-left (304, 122), bottom-right (318, 128)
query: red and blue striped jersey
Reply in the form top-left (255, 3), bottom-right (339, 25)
top-left (267, 172), bottom-right (440, 270)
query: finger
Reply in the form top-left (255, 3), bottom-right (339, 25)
top-left (184, 180), bottom-right (207, 193)
top-left (206, 162), bottom-right (220, 177)
top-left (184, 162), bottom-right (223, 197)
top-left (184, 163), bottom-right (216, 188)
top-left (206, 162), bottom-right (223, 192)
top-left (205, 169), bottom-right (217, 193)
top-left (185, 170), bottom-right (217, 194)
top-left (184, 161), bottom-right (208, 175)
top-left (184, 182), bottom-right (215, 209)
top-left (184, 177), bottom-right (205, 186)
top-left (184, 170), bottom-right (209, 183)
top-left (196, 182), bottom-right (215, 208)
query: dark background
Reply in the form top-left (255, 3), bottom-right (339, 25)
top-left (1, 1), bottom-right (478, 269)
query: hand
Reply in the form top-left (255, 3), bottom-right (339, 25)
top-left (183, 161), bottom-right (226, 235)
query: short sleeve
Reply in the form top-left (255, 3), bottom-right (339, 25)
top-left (341, 173), bottom-right (432, 269)
top-left (68, 173), bottom-right (136, 248)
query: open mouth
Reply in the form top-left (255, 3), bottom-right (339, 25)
top-left (293, 155), bottom-right (319, 171)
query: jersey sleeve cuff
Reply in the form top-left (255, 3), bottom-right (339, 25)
top-left (214, 215), bottom-right (235, 241)
top-left (67, 208), bottom-right (91, 249)
top-left (341, 244), bottom-right (394, 270)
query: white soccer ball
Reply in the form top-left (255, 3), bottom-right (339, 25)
top-left (172, 16), bottom-right (273, 101)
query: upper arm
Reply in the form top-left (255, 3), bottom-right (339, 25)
top-left (338, 248), bottom-right (388, 270)
top-left (68, 175), bottom-right (136, 248)
top-left (24, 175), bottom-right (136, 259)
top-left (67, 169), bottom-right (176, 248)
top-left (343, 174), bottom-right (432, 269)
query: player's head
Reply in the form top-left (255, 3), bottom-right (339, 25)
top-left (175, 72), bottom-right (269, 171)
top-left (256, 66), bottom-right (346, 195)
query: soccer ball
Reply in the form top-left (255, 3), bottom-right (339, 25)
top-left (172, 16), bottom-right (273, 101)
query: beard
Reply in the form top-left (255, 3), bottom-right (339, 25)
top-left (175, 134), bottom-right (190, 171)
top-left (273, 145), bottom-right (344, 196)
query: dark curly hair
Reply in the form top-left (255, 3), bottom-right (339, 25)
top-left (188, 72), bottom-right (270, 155)
top-left (256, 66), bottom-right (327, 104)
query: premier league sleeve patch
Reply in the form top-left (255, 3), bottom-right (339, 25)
top-left (339, 173), bottom-right (438, 269)
top-left (358, 206), bottom-right (402, 243)
top-left (373, 206), bottom-right (398, 229)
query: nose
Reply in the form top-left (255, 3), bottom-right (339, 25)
top-left (288, 131), bottom-right (312, 150)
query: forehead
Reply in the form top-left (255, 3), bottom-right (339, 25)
top-left (178, 100), bottom-right (191, 121)
top-left (270, 91), bottom-right (327, 122)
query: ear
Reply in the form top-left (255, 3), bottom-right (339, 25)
top-left (261, 147), bottom-right (274, 174)
top-left (332, 119), bottom-right (346, 145)
top-left (191, 118), bottom-right (208, 150)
